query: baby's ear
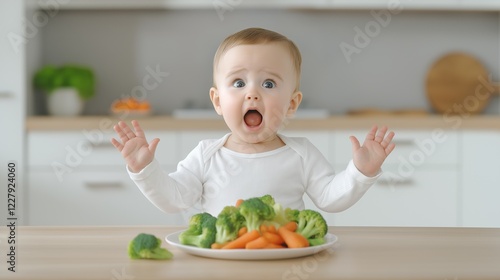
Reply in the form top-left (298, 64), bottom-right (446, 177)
top-left (287, 91), bottom-right (303, 117)
top-left (209, 87), bottom-right (222, 115)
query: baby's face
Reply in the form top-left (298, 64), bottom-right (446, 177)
top-left (210, 43), bottom-right (301, 145)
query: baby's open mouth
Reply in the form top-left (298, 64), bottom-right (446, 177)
top-left (244, 110), bottom-right (263, 127)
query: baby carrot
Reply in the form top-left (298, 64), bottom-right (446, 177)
top-left (235, 199), bottom-right (244, 208)
top-left (278, 226), bottom-right (309, 248)
top-left (211, 242), bottom-right (227, 249)
top-left (267, 224), bottom-right (277, 234)
top-left (262, 231), bottom-right (284, 245)
top-left (264, 243), bottom-right (286, 249)
top-left (238, 226), bottom-right (248, 237)
top-left (259, 224), bottom-right (268, 233)
top-left (245, 236), bottom-right (270, 249)
top-left (283, 221), bottom-right (298, 232)
top-left (222, 229), bottom-right (260, 249)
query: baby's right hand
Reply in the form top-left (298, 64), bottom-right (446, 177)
top-left (111, 120), bottom-right (160, 173)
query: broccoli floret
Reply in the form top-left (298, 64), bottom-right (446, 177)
top-left (239, 197), bottom-right (275, 232)
top-left (296, 209), bottom-right (328, 246)
top-left (271, 203), bottom-right (300, 227)
top-left (215, 206), bottom-right (245, 244)
top-left (259, 194), bottom-right (275, 207)
top-left (128, 233), bottom-right (173, 260)
top-left (179, 212), bottom-right (217, 248)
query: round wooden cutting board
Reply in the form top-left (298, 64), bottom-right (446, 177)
top-left (425, 52), bottom-right (499, 114)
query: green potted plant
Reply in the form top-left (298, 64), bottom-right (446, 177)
top-left (33, 64), bottom-right (95, 116)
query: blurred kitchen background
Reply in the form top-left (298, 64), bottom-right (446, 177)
top-left (29, 7), bottom-right (500, 115)
top-left (2, 1), bottom-right (500, 229)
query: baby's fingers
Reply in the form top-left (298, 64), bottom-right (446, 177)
top-left (385, 142), bottom-right (396, 155)
top-left (149, 138), bottom-right (160, 155)
top-left (110, 138), bottom-right (124, 152)
top-left (349, 136), bottom-right (361, 153)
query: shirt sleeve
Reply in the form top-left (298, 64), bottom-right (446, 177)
top-left (126, 142), bottom-right (205, 213)
top-left (304, 141), bottom-right (381, 213)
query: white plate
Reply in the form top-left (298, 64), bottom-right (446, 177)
top-left (165, 231), bottom-right (338, 260)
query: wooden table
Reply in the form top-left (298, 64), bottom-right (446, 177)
top-left (1, 226), bottom-right (499, 279)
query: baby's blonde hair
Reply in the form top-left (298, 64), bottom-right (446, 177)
top-left (212, 27), bottom-right (302, 91)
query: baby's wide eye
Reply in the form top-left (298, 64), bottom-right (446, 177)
top-left (233, 80), bottom-right (245, 88)
top-left (262, 80), bottom-right (276, 89)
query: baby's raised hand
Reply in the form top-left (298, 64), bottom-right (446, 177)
top-left (349, 125), bottom-right (395, 177)
top-left (111, 120), bottom-right (160, 173)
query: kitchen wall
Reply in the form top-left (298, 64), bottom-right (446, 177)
top-left (34, 9), bottom-right (500, 115)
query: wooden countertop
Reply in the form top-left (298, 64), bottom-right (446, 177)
top-left (26, 115), bottom-right (500, 131)
top-left (1, 226), bottom-right (499, 279)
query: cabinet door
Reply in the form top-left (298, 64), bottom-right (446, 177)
top-left (27, 168), bottom-right (184, 226)
top-left (332, 130), bottom-right (459, 166)
top-left (331, 166), bottom-right (458, 227)
top-left (462, 131), bottom-right (500, 227)
top-left (0, 0), bottom-right (25, 226)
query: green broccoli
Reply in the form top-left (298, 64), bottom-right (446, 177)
top-left (215, 205), bottom-right (246, 244)
top-left (259, 194), bottom-right (275, 207)
top-left (239, 197), bottom-right (275, 232)
top-left (271, 203), bottom-right (300, 227)
top-left (296, 209), bottom-right (328, 246)
top-left (179, 212), bottom-right (217, 248)
top-left (128, 233), bottom-right (173, 260)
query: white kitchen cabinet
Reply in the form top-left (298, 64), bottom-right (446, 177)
top-left (27, 130), bottom-right (183, 225)
top-left (29, 130), bottom-right (178, 169)
top-left (461, 131), bottom-right (500, 227)
top-left (332, 129), bottom-right (459, 166)
top-left (27, 169), bottom-right (184, 226)
top-left (325, 130), bottom-right (460, 226)
top-left (331, 165), bottom-right (458, 226)
top-left (0, 0), bottom-right (26, 226)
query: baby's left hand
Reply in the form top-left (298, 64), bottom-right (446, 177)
top-left (350, 125), bottom-right (395, 177)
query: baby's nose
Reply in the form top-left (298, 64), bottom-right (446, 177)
top-left (246, 95), bottom-right (259, 100)
top-left (245, 90), bottom-right (260, 100)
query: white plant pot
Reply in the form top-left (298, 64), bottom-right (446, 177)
top-left (47, 88), bottom-right (85, 116)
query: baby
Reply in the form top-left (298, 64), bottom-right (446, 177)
top-left (111, 27), bottom-right (395, 217)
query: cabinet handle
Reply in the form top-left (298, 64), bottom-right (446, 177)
top-left (84, 181), bottom-right (124, 188)
top-left (0, 92), bottom-right (13, 98)
top-left (376, 178), bottom-right (414, 187)
top-left (391, 139), bottom-right (415, 146)
top-left (90, 141), bottom-right (115, 148)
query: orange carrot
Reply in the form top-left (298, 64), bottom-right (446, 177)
top-left (211, 242), bottom-right (227, 249)
top-left (283, 221), bottom-right (298, 232)
top-left (245, 236), bottom-right (270, 249)
top-left (267, 224), bottom-right (277, 234)
top-left (259, 224), bottom-right (268, 233)
top-left (235, 199), bottom-right (244, 208)
top-left (262, 231), bottom-right (284, 245)
top-left (238, 226), bottom-right (248, 237)
top-left (264, 243), bottom-right (286, 249)
top-left (222, 229), bottom-right (260, 249)
top-left (278, 226), bottom-right (309, 248)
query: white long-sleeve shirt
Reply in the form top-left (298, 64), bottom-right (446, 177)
top-left (128, 133), bottom-right (381, 217)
